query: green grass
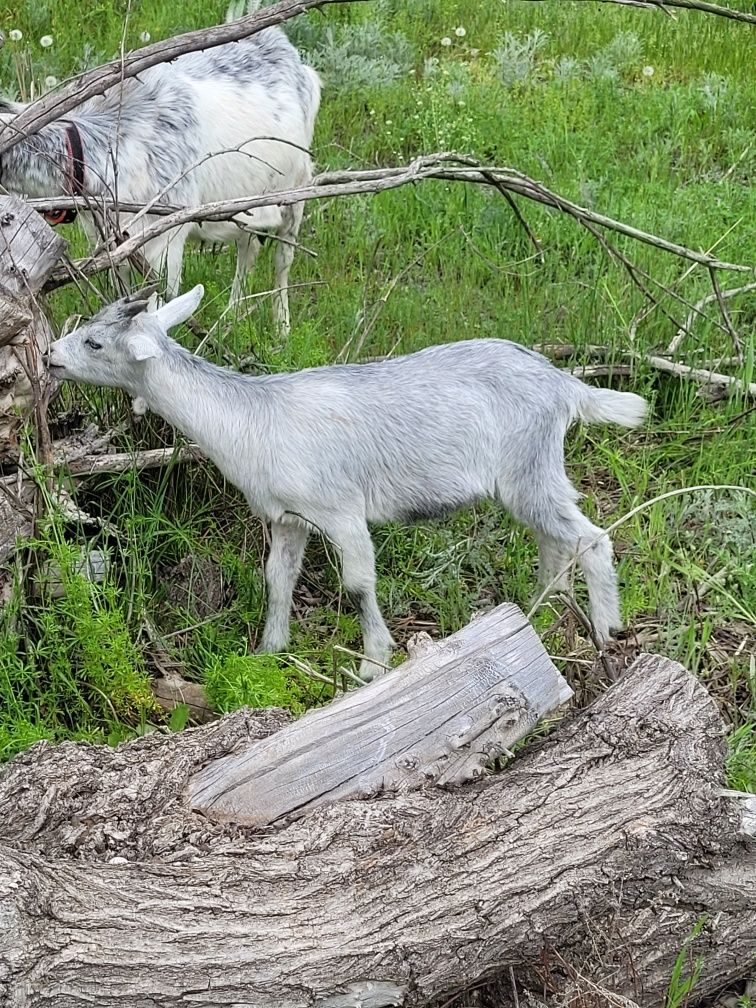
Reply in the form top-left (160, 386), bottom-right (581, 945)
top-left (0, 1), bottom-right (754, 779)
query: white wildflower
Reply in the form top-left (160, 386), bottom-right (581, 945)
top-left (440, 36), bottom-right (452, 47)
top-left (44, 75), bottom-right (58, 89)
top-left (39, 35), bottom-right (53, 48)
top-left (9, 29), bottom-right (23, 41)
top-left (455, 26), bottom-right (466, 37)
top-left (139, 31), bottom-right (151, 43)
top-left (470, 48), bottom-right (480, 58)
top-left (642, 65), bottom-right (654, 77)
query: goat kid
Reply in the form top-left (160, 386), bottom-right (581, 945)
top-left (47, 287), bottom-right (647, 679)
top-left (0, 28), bottom-right (320, 331)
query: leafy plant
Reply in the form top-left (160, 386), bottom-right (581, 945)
top-left (0, 527), bottom-right (158, 759)
top-left (301, 22), bottom-right (416, 92)
top-left (491, 28), bottom-right (549, 87)
top-left (204, 652), bottom-right (304, 714)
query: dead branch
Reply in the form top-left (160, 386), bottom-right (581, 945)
top-left (63, 443), bottom-right (204, 476)
top-left (590, 0), bottom-right (756, 24)
top-left (34, 156), bottom-right (751, 297)
top-left (643, 354), bottom-right (756, 397)
top-left (667, 280), bottom-right (756, 354)
top-left (190, 603), bottom-right (572, 826)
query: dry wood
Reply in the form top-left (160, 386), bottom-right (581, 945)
top-left (0, 196), bottom-right (65, 452)
top-left (0, 294), bottom-right (31, 348)
top-left (0, 475), bottom-right (35, 564)
top-left (644, 353), bottom-right (756, 397)
top-left (34, 157), bottom-right (750, 292)
top-left (64, 442), bottom-right (205, 476)
top-left (190, 603), bottom-right (572, 825)
top-left (152, 671), bottom-right (216, 724)
top-left (0, 653), bottom-right (752, 1008)
top-left (592, 0), bottom-right (756, 23)
top-left (667, 281), bottom-right (756, 354)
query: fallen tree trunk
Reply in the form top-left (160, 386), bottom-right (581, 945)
top-left (0, 649), bottom-right (752, 1008)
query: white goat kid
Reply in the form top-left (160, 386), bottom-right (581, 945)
top-left (0, 29), bottom-right (320, 331)
top-left (47, 287), bottom-right (648, 679)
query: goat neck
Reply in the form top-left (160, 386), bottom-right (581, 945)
top-left (0, 121), bottom-right (73, 197)
top-left (136, 344), bottom-right (267, 462)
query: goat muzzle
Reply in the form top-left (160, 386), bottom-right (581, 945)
top-left (42, 208), bottom-right (78, 226)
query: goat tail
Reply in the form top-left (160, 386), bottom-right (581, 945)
top-left (577, 387), bottom-right (648, 428)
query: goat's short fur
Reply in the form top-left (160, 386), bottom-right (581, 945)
top-left (48, 287), bottom-right (648, 678)
top-left (0, 29), bottom-right (320, 330)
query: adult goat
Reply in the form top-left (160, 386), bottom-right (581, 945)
top-left (0, 28), bottom-right (320, 331)
top-left (47, 287), bottom-right (647, 679)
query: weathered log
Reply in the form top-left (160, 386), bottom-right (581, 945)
top-left (190, 603), bottom-right (573, 825)
top-left (0, 195), bottom-right (65, 452)
top-left (0, 653), bottom-right (752, 1008)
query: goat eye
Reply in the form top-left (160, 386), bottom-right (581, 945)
top-left (85, 338), bottom-right (103, 351)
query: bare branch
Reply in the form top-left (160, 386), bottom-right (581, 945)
top-left (707, 264), bottom-right (743, 359)
top-left (590, 0), bottom-right (756, 24)
top-left (35, 155), bottom-right (751, 296)
top-left (64, 444), bottom-right (204, 476)
top-left (667, 280), bottom-right (756, 354)
top-left (643, 354), bottom-right (756, 397)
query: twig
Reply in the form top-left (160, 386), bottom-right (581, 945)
top-left (479, 170), bottom-right (545, 264)
top-left (64, 444), bottom-right (204, 476)
top-left (37, 156), bottom-right (751, 295)
top-left (643, 354), bottom-right (756, 397)
top-left (338, 228), bottom-right (456, 362)
top-left (509, 966), bottom-right (520, 1008)
top-left (578, 215), bottom-right (688, 336)
top-left (667, 281), bottom-right (756, 355)
top-left (568, 363), bottom-right (633, 379)
top-left (556, 592), bottom-right (619, 681)
top-left (707, 265), bottom-right (743, 359)
top-left (527, 484), bottom-right (756, 638)
top-left (591, 0), bottom-right (756, 23)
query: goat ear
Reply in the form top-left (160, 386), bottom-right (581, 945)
top-left (125, 331), bottom-right (162, 362)
top-left (152, 285), bottom-right (204, 331)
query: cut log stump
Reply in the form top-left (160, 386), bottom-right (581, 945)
top-left (190, 602), bottom-right (573, 825)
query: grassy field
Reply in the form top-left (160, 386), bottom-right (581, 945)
top-left (0, 1), bottom-right (754, 783)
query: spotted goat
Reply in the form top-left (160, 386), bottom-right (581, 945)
top-left (0, 28), bottom-right (320, 330)
top-left (47, 286), bottom-right (648, 679)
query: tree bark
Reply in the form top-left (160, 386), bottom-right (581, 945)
top-left (0, 196), bottom-right (65, 456)
top-left (0, 653), bottom-right (752, 1008)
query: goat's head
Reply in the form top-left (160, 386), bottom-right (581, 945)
top-left (47, 284), bottom-right (205, 389)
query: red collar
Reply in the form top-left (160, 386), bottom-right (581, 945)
top-left (43, 121), bottom-right (85, 226)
